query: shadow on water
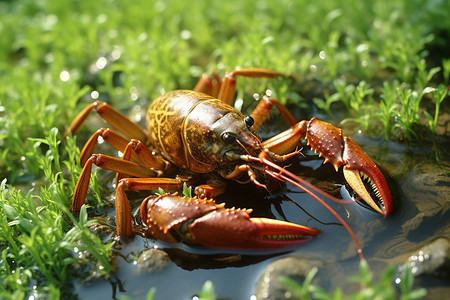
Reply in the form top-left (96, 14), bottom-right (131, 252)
top-left (74, 128), bottom-right (449, 300)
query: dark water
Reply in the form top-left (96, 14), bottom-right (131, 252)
top-left (74, 124), bottom-right (449, 300)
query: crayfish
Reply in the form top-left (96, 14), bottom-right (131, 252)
top-left (66, 68), bottom-right (392, 256)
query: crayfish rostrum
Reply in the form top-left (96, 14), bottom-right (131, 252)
top-left (66, 68), bottom-right (392, 254)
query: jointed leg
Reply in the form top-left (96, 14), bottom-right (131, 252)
top-left (250, 94), bottom-right (298, 130)
top-left (261, 121), bottom-right (308, 155)
top-left (72, 155), bottom-right (186, 241)
top-left (194, 181), bottom-right (226, 199)
top-left (78, 128), bottom-right (169, 170)
top-left (243, 92), bottom-right (308, 156)
top-left (71, 154), bottom-right (161, 211)
top-left (114, 136), bottom-right (176, 184)
top-left (115, 177), bottom-right (185, 240)
top-left (194, 73), bottom-right (222, 97)
top-left (218, 68), bottom-right (282, 104)
top-left (64, 100), bottom-right (148, 143)
top-left (219, 164), bottom-right (268, 190)
top-left (193, 68), bottom-right (283, 104)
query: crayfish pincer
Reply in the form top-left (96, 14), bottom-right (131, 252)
top-left (66, 68), bottom-right (392, 253)
top-left (139, 193), bottom-right (318, 250)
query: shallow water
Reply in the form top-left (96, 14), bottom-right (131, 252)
top-left (74, 118), bottom-right (449, 300)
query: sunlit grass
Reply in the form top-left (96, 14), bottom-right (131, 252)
top-left (279, 260), bottom-right (426, 300)
top-left (0, 129), bottom-right (111, 299)
top-left (0, 0), bottom-right (448, 298)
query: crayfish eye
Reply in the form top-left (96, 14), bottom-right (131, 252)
top-left (221, 132), bottom-right (236, 144)
top-left (244, 116), bottom-right (254, 128)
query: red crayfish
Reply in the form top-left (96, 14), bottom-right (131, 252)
top-left (66, 68), bottom-right (392, 256)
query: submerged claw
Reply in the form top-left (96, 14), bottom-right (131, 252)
top-left (306, 118), bottom-right (392, 216)
top-left (141, 193), bottom-right (318, 250)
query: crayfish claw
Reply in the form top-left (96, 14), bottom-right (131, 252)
top-left (189, 211), bottom-right (319, 251)
top-left (306, 118), bottom-right (392, 216)
top-left (342, 137), bottom-right (392, 216)
top-left (142, 193), bottom-right (318, 251)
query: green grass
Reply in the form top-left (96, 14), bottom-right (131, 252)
top-left (0, 0), bottom-right (449, 298)
top-left (279, 260), bottom-right (426, 300)
top-left (1, 129), bottom-right (112, 299)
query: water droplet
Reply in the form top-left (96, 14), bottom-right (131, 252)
top-left (309, 65), bottom-right (317, 72)
top-left (130, 86), bottom-right (139, 101)
top-left (356, 43), bottom-right (368, 53)
top-left (180, 30), bottom-right (191, 40)
top-left (111, 49), bottom-right (121, 61)
top-left (91, 90), bottom-right (99, 99)
top-left (265, 89), bottom-right (272, 97)
top-left (253, 93), bottom-right (260, 101)
top-left (60, 70), bottom-right (70, 82)
top-left (96, 57), bottom-right (108, 70)
top-left (319, 50), bottom-right (326, 59)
